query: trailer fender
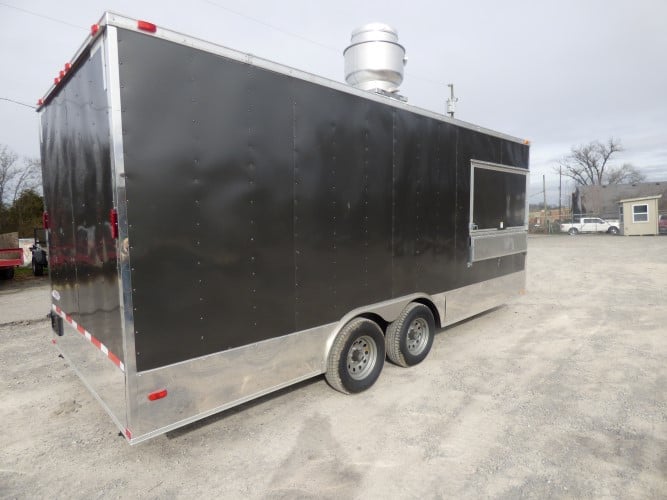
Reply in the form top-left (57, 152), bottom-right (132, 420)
top-left (321, 293), bottom-right (441, 370)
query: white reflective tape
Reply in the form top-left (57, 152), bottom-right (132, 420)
top-left (50, 305), bottom-right (124, 373)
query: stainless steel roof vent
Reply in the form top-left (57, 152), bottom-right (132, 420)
top-left (344, 23), bottom-right (407, 95)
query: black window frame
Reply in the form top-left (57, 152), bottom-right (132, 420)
top-left (469, 160), bottom-right (528, 232)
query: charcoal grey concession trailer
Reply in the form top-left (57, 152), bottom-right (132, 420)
top-left (38, 13), bottom-right (529, 444)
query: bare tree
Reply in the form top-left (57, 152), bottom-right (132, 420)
top-left (0, 145), bottom-right (19, 209)
top-left (0, 145), bottom-right (41, 209)
top-left (559, 138), bottom-right (623, 186)
top-left (10, 157), bottom-right (41, 204)
top-left (605, 162), bottom-right (646, 184)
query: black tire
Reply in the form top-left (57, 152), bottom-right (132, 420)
top-left (325, 318), bottom-right (385, 394)
top-left (386, 303), bottom-right (435, 367)
top-left (1, 267), bottom-right (15, 280)
top-left (568, 228), bottom-right (578, 235)
top-left (608, 226), bottom-right (619, 235)
top-left (32, 259), bottom-right (44, 276)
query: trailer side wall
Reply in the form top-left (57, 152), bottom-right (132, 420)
top-left (116, 29), bottom-right (528, 372)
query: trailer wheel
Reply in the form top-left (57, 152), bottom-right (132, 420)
top-left (325, 318), bottom-right (385, 394)
top-left (386, 303), bottom-right (435, 367)
top-left (1, 267), bottom-right (15, 280)
top-left (568, 228), bottom-right (579, 235)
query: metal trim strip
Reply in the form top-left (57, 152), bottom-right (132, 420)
top-left (104, 25), bottom-right (137, 438)
top-left (470, 232), bottom-right (528, 262)
top-left (36, 17), bottom-right (107, 110)
top-left (471, 227), bottom-right (526, 236)
top-left (471, 159), bottom-right (530, 175)
top-left (441, 270), bottom-right (525, 326)
top-left (128, 370), bottom-right (322, 445)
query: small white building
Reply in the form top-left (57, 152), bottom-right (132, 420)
top-left (619, 195), bottom-right (662, 236)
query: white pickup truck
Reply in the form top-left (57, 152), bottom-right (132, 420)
top-left (560, 217), bottom-right (620, 235)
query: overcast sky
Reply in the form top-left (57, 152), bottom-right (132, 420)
top-left (1, 0), bottom-right (666, 205)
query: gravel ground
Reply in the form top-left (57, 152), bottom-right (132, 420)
top-left (0, 235), bottom-right (665, 499)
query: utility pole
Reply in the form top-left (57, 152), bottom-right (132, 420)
top-left (543, 175), bottom-right (548, 233)
top-left (446, 84), bottom-right (458, 118)
top-left (558, 165), bottom-right (562, 223)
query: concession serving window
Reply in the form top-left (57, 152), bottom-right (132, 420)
top-left (468, 160), bottom-right (528, 264)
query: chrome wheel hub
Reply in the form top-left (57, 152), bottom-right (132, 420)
top-left (406, 318), bottom-right (429, 355)
top-left (346, 335), bottom-right (377, 380)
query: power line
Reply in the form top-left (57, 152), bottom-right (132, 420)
top-left (198, 0), bottom-right (449, 88)
top-left (200, 0), bottom-right (339, 53)
top-left (2, 0), bottom-right (451, 93)
top-left (0, 2), bottom-right (86, 30)
top-left (0, 97), bottom-right (36, 110)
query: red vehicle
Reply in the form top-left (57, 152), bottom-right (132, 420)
top-left (0, 232), bottom-right (22, 279)
top-left (659, 214), bottom-right (667, 235)
top-left (0, 248), bottom-right (22, 280)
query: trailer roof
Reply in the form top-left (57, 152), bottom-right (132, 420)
top-left (37, 12), bottom-right (529, 146)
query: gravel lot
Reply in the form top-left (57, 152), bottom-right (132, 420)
top-left (1, 235), bottom-right (665, 498)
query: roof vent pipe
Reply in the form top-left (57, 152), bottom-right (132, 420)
top-left (343, 23), bottom-right (407, 94)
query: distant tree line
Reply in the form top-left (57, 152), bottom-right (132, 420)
top-left (0, 144), bottom-right (43, 238)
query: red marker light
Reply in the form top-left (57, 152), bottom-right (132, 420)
top-left (90, 24), bottom-right (99, 36)
top-left (54, 77), bottom-right (60, 85)
top-left (148, 389), bottom-right (168, 401)
top-left (37, 98), bottom-right (44, 106)
top-left (43, 211), bottom-right (50, 229)
top-left (59, 70), bottom-right (65, 78)
top-left (137, 20), bottom-right (157, 33)
top-left (65, 62), bottom-right (72, 71)
top-left (109, 208), bottom-right (118, 239)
